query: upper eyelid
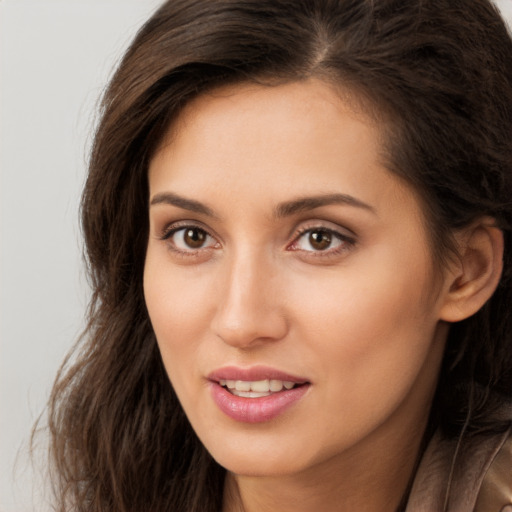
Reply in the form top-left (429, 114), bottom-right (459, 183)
top-left (291, 227), bottom-right (355, 247)
top-left (287, 222), bottom-right (358, 253)
top-left (290, 220), bottom-right (356, 240)
top-left (160, 225), bottom-right (219, 256)
top-left (159, 220), bottom-right (216, 240)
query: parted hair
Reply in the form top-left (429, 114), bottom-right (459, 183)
top-left (46, 1), bottom-right (512, 510)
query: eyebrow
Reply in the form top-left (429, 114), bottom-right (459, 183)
top-left (149, 191), bottom-right (376, 218)
top-left (150, 192), bottom-right (217, 218)
top-left (274, 193), bottom-right (376, 217)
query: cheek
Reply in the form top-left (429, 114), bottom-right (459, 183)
top-left (293, 290), bottom-right (440, 447)
top-left (144, 253), bottom-right (208, 358)
top-left (291, 245), bottom-right (439, 395)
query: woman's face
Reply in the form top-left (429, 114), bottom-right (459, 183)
top-left (144, 80), bottom-right (450, 477)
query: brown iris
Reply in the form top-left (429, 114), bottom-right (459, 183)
top-left (184, 228), bottom-right (207, 248)
top-left (309, 230), bottom-right (332, 250)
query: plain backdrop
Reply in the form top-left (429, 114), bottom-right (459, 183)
top-left (0, 2), bottom-right (164, 510)
top-left (1, 1), bottom-right (511, 511)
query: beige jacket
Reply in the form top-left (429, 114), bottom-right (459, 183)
top-left (406, 427), bottom-right (512, 512)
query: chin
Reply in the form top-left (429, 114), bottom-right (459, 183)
top-left (202, 431), bottom-right (320, 478)
top-left (216, 453), bottom-right (304, 478)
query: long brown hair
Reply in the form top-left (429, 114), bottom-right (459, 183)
top-left (46, 1), bottom-right (512, 510)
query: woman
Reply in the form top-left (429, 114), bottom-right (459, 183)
top-left (47, 0), bottom-right (512, 511)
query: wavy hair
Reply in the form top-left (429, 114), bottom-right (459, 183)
top-left (46, 1), bottom-right (512, 510)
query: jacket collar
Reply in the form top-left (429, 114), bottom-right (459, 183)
top-left (405, 427), bottom-right (511, 512)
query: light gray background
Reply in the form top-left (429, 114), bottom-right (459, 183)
top-left (1, 1), bottom-right (511, 511)
top-left (0, 2), bottom-right (164, 510)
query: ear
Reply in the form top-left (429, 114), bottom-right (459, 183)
top-left (439, 218), bottom-right (504, 323)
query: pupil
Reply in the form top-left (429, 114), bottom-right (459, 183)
top-left (185, 228), bottom-right (206, 248)
top-left (309, 230), bottom-right (332, 250)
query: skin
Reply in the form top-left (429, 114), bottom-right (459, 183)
top-left (144, 79), bottom-right (456, 512)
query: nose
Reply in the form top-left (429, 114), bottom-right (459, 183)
top-left (211, 249), bottom-right (288, 348)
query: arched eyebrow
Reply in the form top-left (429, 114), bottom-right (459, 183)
top-left (150, 192), bottom-right (217, 218)
top-left (150, 191), bottom-right (376, 218)
top-left (274, 194), bottom-right (376, 217)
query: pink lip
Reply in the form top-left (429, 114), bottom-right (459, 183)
top-left (207, 365), bottom-right (308, 383)
top-left (207, 366), bottom-right (310, 423)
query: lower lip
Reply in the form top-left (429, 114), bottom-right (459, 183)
top-left (209, 382), bottom-right (309, 423)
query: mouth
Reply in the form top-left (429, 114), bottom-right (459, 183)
top-left (218, 378), bottom-right (303, 398)
top-left (207, 367), bottom-right (310, 422)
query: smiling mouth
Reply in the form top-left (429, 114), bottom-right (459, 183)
top-left (219, 379), bottom-right (303, 398)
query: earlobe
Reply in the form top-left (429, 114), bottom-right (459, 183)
top-left (439, 219), bottom-right (504, 323)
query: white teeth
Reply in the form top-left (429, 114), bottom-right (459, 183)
top-left (232, 390), bottom-right (272, 398)
top-left (220, 379), bottom-right (297, 394)
top-left (270, 379), bottom-right (283, 392)
top-left (250, 379), bottom-right (270, 392)
top-left (235, 380), bottom-right (251, 391)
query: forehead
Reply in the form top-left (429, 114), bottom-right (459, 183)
top-left (161, 78), bottom-right (381, 151)
top-left (153, 81), bottom-right (379, 186)
top-left (149, 79), bottom-right (421, 221)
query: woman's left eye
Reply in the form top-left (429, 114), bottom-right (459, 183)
top-left (290, 227), bottom-right (354, 254)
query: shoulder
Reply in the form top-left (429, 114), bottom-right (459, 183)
top-left (406, 427), bottom-right (512, 512)
top-left (475, 431), bottom-right (512, 512)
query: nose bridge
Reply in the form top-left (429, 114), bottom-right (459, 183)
top-left (212, 244), bottom-right (287, 347)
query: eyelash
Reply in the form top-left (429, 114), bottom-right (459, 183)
top-left (287, 225), bottom-right (356, 258)
top-left (160, 222), bottom-right (219, 259)
top-left (159, 222), bottom-right (356, 260)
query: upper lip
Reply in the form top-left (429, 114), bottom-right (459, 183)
top-left (207, 365), bottom-right (309, 384)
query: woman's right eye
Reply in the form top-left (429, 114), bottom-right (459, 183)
top-left (162, 226), bottom-right (217, 252)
